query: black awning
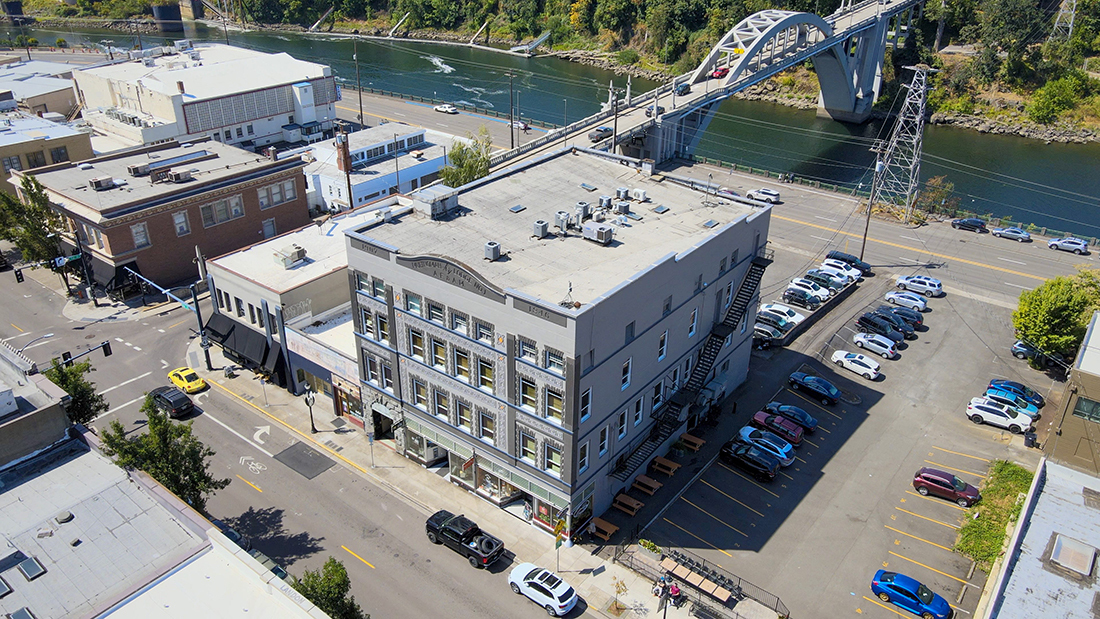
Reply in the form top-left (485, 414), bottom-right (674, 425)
top-left (262, 341), bottom-right (283, 374)
top-left (205, 313), bottom-right (234, 342)
top-left (205, 313), bottom-right (268, 366)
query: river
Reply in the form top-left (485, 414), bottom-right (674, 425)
top-left (27, 22), bottom-right (1100, 239)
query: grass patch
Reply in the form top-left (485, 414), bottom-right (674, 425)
top-left (954, 460), bottom-right (1033, 569)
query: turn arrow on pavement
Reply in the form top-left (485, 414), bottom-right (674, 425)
top-left (253, 425), bottom-right (270, 444)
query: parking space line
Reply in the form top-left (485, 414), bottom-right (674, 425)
top-left (717, 462), bottom-right (781, 498)
top-left (884, 525), bottom-right (954, 552)
top-left (923, 460), bottom-right (986, 478)
top-left (794, 456), bottom-right (809, 464)
top-left (894, 507), bottom-right (960, 530)
top-left (887, 551), bottom-right (979, 588)
top-left (786, 389), bottom-right (844, 418)
top-left (679, 497), bottom-right (749, 538)
top-left (815, 426), bottom-right (832, 434)
top-left (661, 518), bottom-right (734, 557)
top-left (931, 446), bottom-right (990, 462)
top-left (803, 438), bottom-right (821, 448)
top-left (861, 595), bottom-right (912, 618)
top-left (779, 470), bottom-right (795, 481)
top-left (904, 491), bottom-right (967, 511)
top-left (700, 480), bottom-right (765, 517)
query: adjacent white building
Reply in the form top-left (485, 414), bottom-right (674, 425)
top-left (73, 42), bottom-right (338, 148)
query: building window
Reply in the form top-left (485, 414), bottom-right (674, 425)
top-left (599, 427), bottom-right (608, 456)
top-left (477, 359), bottom-right (494, 391)
top-left (365, 356), bottom-right (379, 384)
top-left (546, 350), bottom-right (564, 374)
top-left (622, 357), bottom-right (631, 390)
top-left (633, 398), bottom-right (644, 425)
top-left (360, 309), bottom-right (374, 335)
top-left (381, 363), bottom-right (393, 390)
top-left (235, 297), bottom-right (244, 317)
top-left (663, 296), bottom-right (672, 316)
top-left (652, 383), bottom-right (664, 410)
top-left (739, 315), bottom-right (746, 334)
top-left (720, 257), bottom-right (727, 273)
top-left (578, 442), bottom-right (589, 474)
top-left (1072, 397), bottom-right (1100, 423)
top-left (246, 124), bottom-right (254, 135)
top-left (377, 315), bottom-right (389, 342)
top-left (2, 155), bottom-right (21, 172)
top-left (456, 400), bottom-right (472, 431)
top-left (431, 339), bottom-right (446, 370)
top-left (212, 132), bottom-right (221, 142)
top-left (224, 130), bottom-right (232, 141)
top-left (731, 249), bottom-right (739, 265)
top-left (695, 273), bottom-right (703, 291)
top-left (688, 308), bottom-right (698, 337)
top-left (684, 356), bottom-right (693, 377)
top-left (618, 411), bottom-right (627, 438)
top-left (49, 146), bottom-right (69, 164)
top-left (475, 321), bottom-right (493, 343)
top-left (519, 340), bottom-right (537, 360)
top-left (726, 282), bottom-right (733, 307)
top-left (406, 293), bottom-right (422, 315)
top-left (409, 329), bottom-right (424, 360)
top-left (451, 312), bottom-right (467, 334)
top-left (236, 127), bottom-right (244, 138)
top-left (433, 390), bottom-right (449, 419)
top-left (371, 278), bottom-right (385, 298)
top-left (519, 378), bottom-right (537, 410)
top-left (454, 349), bottom-right (470, 382)
top-left (93, 228), bottom-right (103, 248)
top-left (172, 211), bottom-right (190, 236)
top-left (625, 321), bottom-right (635, 343)
top-left (545, 389), bottom-right (564, 423)
top-left (130, 222), bottom-right (150, 248)
top-left (658, 331), bottom-right (667, 361)
top-left (248, 304), bottom-right (256, 324)
top-left (545, 444), bottom-right (562, 476)
top-left (25, 151), bottom-right (46, 168)
top-left (721, 359), bottom-right (730, 373)
top-left (200, 196), bottom-right (245, 227)
top-left (427, 303), bottom-right (444, 323)
top-left (479, 411), bottom-right (495, 441)
top-left (579, 388), bottom-right (591, 422)
top-left (412, 379), bottom-right (427, 408)
top-left (520, 431), bottom-right (536, 462)
top-left (356, 272), bottom-right (370, 291)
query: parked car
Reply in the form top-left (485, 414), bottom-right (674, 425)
top-left (720, 440), bottom-right (780, 481)
top-left (588, 126), bottom-right (613, 141)
top-left (1048, 237), bottom-right (1089, 255)
top-left (988, 379), bottom-right (1045, 408)
top-left (433, 104), bottom-right (458, 114)
top-left (804, 269), bottom-right (846, 294)
top-left (508, 563), bottom-right (578, 617)
top-left (512, 120), bottom-right (530, 130)
top-left (853, 332), bottom-right (897, 359)
top-left (751, 411), bottom-right (804, 446)
top-left (1011, 340), bottom-right (1065, 367)
top-left (788, 372), bottom-right (841, 405)
top-left (870, 570), bottom-right (952, 619)
top-left (885, 290), bottom-right (927, 312)
top-left (871, 308), bottom-right (916, 339)
top-left (913, 467), bottom-right (981, 508)
top-left (831, 350), bottom-right (881, 380)
top-left (782, 288), bottom-right (821, 310)
top-left (674, 82), bottom-right (691, 96)
top-left (951, 217), bottom-right (987, 232)
top-left (788, 278), bottom-right (831, 300)
top-left (149, 385), bottom-right (194, 419)
top-left (737, 426), bottom-right (794, 466)
top-left (248, 548), bottom-right (289, 580)
top-left (967, 397), bottom-right (1034, 433)
top-left (754, 324), bottom-right (784, 341)
top-left (425, 510), bottom-right (505, 568)
top-left (715, 187), bottom-right (739, 200)
top-left (815, 265), bottom-right (855, 287)
top-left (826, 250), bottom-right (872, 275)
top-left (992, 226), bottom-right (1031, 242)
top-left (644, 104), bottom-right (666, 117)
top-left (211, 519), bottom-right (251, 551)
top-left (821, 258), bottom-right (863, 281)
top-left (856, 313), bottom-right (904, 343)
top-left (761, 303), bottom-right (805, 326)
top-left (168, 367), bottom-right (206, 393)
top-left (896, 275), bottom-right (943, 297)
top-left (984, 388), bottom-right (1040, 420)
top-left (756, 311), bottom-right (793, 334)
top-left (746, 188), bottom-right (780, 203)
top-left (878, 305), bottom-right (923, 328)
top-left (764, 401), bottom-right (818, 433)
top-left (711, 67), bottom-right (729, 79)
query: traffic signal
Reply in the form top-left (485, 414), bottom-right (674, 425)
top-left (61, 351), bottom-right (72, 367)
top-left (101, 341), bottom-right (112, 357)
top-left (14, 268), bottom-right (23, 283)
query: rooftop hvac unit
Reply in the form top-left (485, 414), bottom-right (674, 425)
top-left (167, 169), bottom-right (192, 183)
top-left (631, 188), bottom-right (647, 202)
top-left (280, 244), bottom-right (307, 262)
top-left (616, 201), bottom-right (630, 214)
top-left (555, 210), bottom-right (571, 231)
top-left (88, 177), bottom-right (114, 191)
top-left (598, 195), bottom-right (612, 209)
top-left (142, 57), bottom-right (155, 67)
top-left (593, 210), bottom-right (605, 222)
top-left (582, 222), bottom-right (614, 245)
top-left (615, 187), bottom-right (629, 200)
top-left (127, 163), bottom-right (150, 177)
top-left (174, 39), bottom-right (194, 51)
top-left (484, 241), bottom-right (501, 261)
top-left (532, 220), bottom-right (549, 238)
top-left (188, 50), bottom-right (201, 61)
top-left (575, 201), bottom-right (591, 220)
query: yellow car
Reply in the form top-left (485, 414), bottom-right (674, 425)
top-left (168, 367), bottom-right (207, 393)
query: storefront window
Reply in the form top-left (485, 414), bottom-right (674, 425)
top-left (476, 464), bottom-right (521, 503)
top-left (448, 451), bottom-right (475, 487)
top-left (533, 500), bottom-right (561, 530)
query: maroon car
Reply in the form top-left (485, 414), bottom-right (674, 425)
top-left (750, 411), bottom-right (804, 446)
top-left (912, 467), bottom-right (981, 507)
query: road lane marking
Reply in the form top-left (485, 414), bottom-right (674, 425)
top-left (887, 551), bottom-right (979, 587)
top-left (884, 525), bottom-right (954, 552)
top-left (115, 337), bottom-right (124, 341)
top-left (862, 595), bottom-right (913, 618)
top-left (717, 462), bottom-right (780, 498)
top-left (900, 236), bottom-right (923, 242)
top-left (167, 319), bottom-right (188, 329)
top-left (904, 491), bottom-right (967, 511)
top-left (923, 460), bottom-right (986, 478)
top-left (21, 340), bottom-right (54, 351)
top-left (897, 256), bottom-right (923, 263)
top-left (343, 545), bottom-right (376, 569)
top-left (100, 371), bottom-right (153, 394)
top-left (932, 447), bottom-right (990, 462)
top-left (810, 235), bottom-right (835, 242)
top-left (894, 507), bottom-right (959, 530)
top-left (10, 323), bottom-right (23, 332)
top-left (998, 257), bottom-right (1026, 265)
top-left (95, 395), bottom-right (146, 420)
top-left (813, 216), bottom-right (837, 222)
top-left (660, 518), bottom-right (734, 556)
top-left (1004, 283), bottom-right (1031, 290)
top-left (679, 497), bottom-right (748, 537)
top-left (202, 410), bottom-right (275, 458)
top-left (700, 479), bottom-right (765, 517)
top-left (235, 474), bottom-right (263, 493)
top-left (779, 470), bottom-right (795, 480)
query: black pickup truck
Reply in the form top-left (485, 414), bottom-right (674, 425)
top-left (425, 510), bottom-right (505, 568)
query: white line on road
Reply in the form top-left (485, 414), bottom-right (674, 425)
top-left (100, 371), bottom-right (152, 395)
top-left (900, 236), bottom-right (923, 242)
top-left (1004, 283), bottom-right (1032, 290)
top-left (158, 329), bottom-right (165, 333)
top-left (94, 395), bottom-right (146, 421)
top-left (125, 342), bottom-right (133, 347)
top-left (133, 347), bottom-right (142, 351)
top-left (998, 257), bottom-right (1026, 265)
top-left (811, 235), bottom-right (835, 242)
top-left (437, 123), bottom-right (449, 127)
top-left (161, 359), bottom-right (169, 368)
top-left (814, 216), bottom-right (837, 222)
top-left (115, 337), bottom-right (124, 342)
top-left (898, 256), bottom-right (923, 263)
top-left (1, 332), bottom-right (35, 342)
top-left (203, 412), bottom-right (275, 458)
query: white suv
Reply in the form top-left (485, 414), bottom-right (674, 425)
top-left (821, 258), bottom-right (863, 281)
top-left (853, 332), bottom-right (897, 359)
top-left (897, 275), bottom-right (943, 297)
top-left (747, 188), bottom-right (780, 203)
top-left (967, 397), bottom-right (1033, 434)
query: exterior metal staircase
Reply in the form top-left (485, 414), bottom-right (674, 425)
top-left (611, 250), bottom-right (772, 481)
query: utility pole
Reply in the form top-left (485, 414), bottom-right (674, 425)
top-left (191, 283), bottom-right (213, 371)
top-left (221, 0), bottom-right (230, 45)
top-left (508, 73), bottom-right (515, 149)
top-left (393, 133), bottom-right (401, 193)
top-left (860, 143), bottom-right (886, 261)
top-left (354, 35), bottom-right (364, 129)
top-left (611, 84), bottom-right (619, 154)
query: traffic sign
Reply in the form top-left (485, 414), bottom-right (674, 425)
top-left (553, 519), bottom-right (566, 536)
top-left (555, 534), bottom-right (563, 549)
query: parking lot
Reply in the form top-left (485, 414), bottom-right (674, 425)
top-left (638, 243), bottom-right (1048, 618)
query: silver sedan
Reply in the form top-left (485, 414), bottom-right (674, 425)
top-left (991, 227), bottom-right (1031, 242)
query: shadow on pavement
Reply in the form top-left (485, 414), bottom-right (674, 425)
top-left (226, 506), bottom-right (326, 566)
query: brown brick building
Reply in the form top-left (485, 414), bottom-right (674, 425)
top-left (14, 139), bottom-right (310, 288)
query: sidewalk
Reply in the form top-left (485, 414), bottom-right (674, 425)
top-left (22, 264), bottom-right (200, 325)
top-left (185, 336), bottom-right (777, 619)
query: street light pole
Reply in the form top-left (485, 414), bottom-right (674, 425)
top-left (508, 73), bottom-right (515, 149)
top-left (18, 333), bottom-right (53, 354)
top-left (305, 389), bottom-right (318, 433)
top-left (353, 35), bottom-right (364, 130)
top-left (190, 283), bottom-right (213, 371)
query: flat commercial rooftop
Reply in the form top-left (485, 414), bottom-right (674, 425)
top-left (1077, 311), bottom-right (1100, 376)
top-left (294, 304), bottom-right (356, 359)
top-left (0, 59), bottom-right (80, 78)
top-left (356, 150), bottom-right (758, 304)
top-left (307, 128), bottom-right (449, 184)
top-left (0, 111), bottom-right (84, 148)
top-left (341, 123), bottom-right (422, 151)
top-left (0, 75), bottom-right (74, 100)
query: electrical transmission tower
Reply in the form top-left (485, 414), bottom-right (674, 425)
top-left (1050, 0), bottom-right (1077, 41)
top-left (869, 65), bottom-right (936, 223)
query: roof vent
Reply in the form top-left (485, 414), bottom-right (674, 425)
top-left (88, 177), bottom-right (114, 191)
top-left (616, 201), bottom-right (630, 215)
top-left (127, 163), bottom-right (149, 177)
top-left (631, 188), bottom-right (648, 202)
top-left (55, 510), bottom-right (74, 524)
top-left (167, 169), bottom-right (192, 183)
top-left (1051, 534), bottom-right (1096, 576)
top-left (532, 220), bottom-right (548, 239)
top-left (484, 241), bottom-right (500, 261)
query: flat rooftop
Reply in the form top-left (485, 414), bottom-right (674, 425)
top-left (1077, 311), bottom-right (1100, 376)
top-left (0, 111), bottom-right (84, 148)
top-left (76, 44), bottom-right (329, 101)
top-left (291, 303), bottom-right (356, 359)
top-left (0, 75), bottom-right (74, 100)
top-left (307, 127), bottom-right (449, 183)
top-left (210, 199), bottom-right (412, 293)
top-left (353, 149), bottom-right (758, 304)
top-left (0, 59), bottom-right (80, 77)
top-left (340, 123), bottom-right (422, 151)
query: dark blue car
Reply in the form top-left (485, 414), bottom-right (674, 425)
top-left (870, 570), bottom-right (952, 619)
top-left (788, 372), bottom-right (840, 405)
top-left (764, 401), bottom-right (818, 434)
top-left (988, 379), bottom-right (1045, 408)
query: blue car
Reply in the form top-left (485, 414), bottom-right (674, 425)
top-left (788, 372), bottom-right (840, 405)
top-left (988, 379), bottom-right (1045, 408)
top-left (871, 570), bottom-right (952, 619)
top-left (985, 388), bottom-right (1040, 420)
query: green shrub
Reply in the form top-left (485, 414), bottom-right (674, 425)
top-left (616, 48), bottom-right (640, 65)
top-left (955, 460), bottom-right (1033, 568)
top-left (638, 539), bottom-right (662, 553)
top-left (1027, 71), bottom-right (1091, 124)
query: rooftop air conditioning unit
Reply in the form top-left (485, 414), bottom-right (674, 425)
top-left (575, 201), bottom-right (591, 220)
top-left (532, 220), bottom-right (549, 239)
top-left (127, 163), bottom-right (150, 177)
top-left (582, 222), bottom-right (614, 245)
top-left (88, 177), bottom-right (114, 191)
top-left (484, 241), bottom-right (500, 261)
top-left (616, 201), bottom-right (630, 214)
top-left (615, 187), bottom-right (630, 200)
top-left (555, 210), bottom-right (571, 231)
top-left (167, 169), bottom-right (192, 183)
top-left (598, 195), bottom-right (612, 209)
top-left (280, 244), bottom-right (306, 263)
top-left (142, 57), bottom-right (155, 67)
top-left (174, 39), bottom-right (193, 51)
top-left (631, 188), bottom-right (648, 202)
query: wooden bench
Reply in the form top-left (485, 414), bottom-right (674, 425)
top-left (651, 456), bottom-right (682, 476)
top-left (590, 517), bottom-right (619, 541)
top-left (680, 433), bottom-right (706, 452)
top-left (632, 474), bottom-right (664, 496)
top-left (613, 493), bottom-right (645, 516)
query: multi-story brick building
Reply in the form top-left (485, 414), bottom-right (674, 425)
top-left (0, 111), bottom-right (93, 196)
top-left (17, 139), bottom-right (310, 288)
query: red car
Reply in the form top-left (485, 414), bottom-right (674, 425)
top-left (912, 467), bottom-right (981, 507)
top-left (711, 67), bottom-right (729, 79)
top-left (750, 411), bottom-right (804, 446)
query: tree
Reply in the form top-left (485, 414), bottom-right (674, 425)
top-left (292, 557), bottom-right (368, 619)
top-left (976, 0), bottom-right (1041, 74)
top-left (1012, 276), bottom-right (1095, 366)
top-left (914, 175), bottom-right (961, 216)
top-left (43, 360), bottom-right (109, 426)
top-left (0, 175), bottom-right (65, 266)
top-left (99, 398), bottom-right (230, 512)
top-left (439, 126), bottom-right (493, 187)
